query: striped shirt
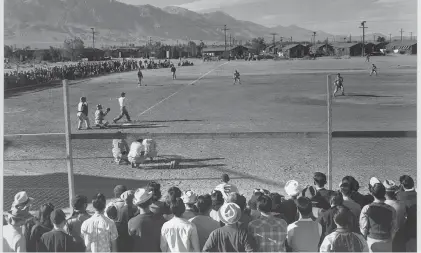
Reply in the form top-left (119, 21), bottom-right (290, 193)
top-left (248, 213), bottom-right (288, 252)
top-left (81, 212), bottom-right (118, 252)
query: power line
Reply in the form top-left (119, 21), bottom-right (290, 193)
top-left (359, 21), bottom-right (367, 57)
top-left (400, 28), bottom-right (404, 41)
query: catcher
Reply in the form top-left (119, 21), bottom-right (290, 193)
top-left (94, 104), bottom-right (111, 129)
top-left (333, 73), bottom-right (345, 97)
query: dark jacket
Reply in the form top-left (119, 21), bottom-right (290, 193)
top-left (351, 191), bottom-right (374, 208)
top-left (396, 190), bottom-right (417, 209)
top-left (203, 224), bottom-right (256, 252)
top-left (280, 199), bottom-right (299, 224)
top-left (28, 221), bottom-right (53, 252)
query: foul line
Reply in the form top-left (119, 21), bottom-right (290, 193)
top-left (137, 62), bottom-right (229, 117)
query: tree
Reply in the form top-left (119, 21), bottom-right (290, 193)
top-left (251, 37), bottom-right (266, 54)
top-left (63, 37), bottom-right (85, 61)
top-left (377, 36), bottom-right (386, 42)
top-left (4, 45), bottom-right (13, 58)
top-left (49, 46), bottom-right (62, 62)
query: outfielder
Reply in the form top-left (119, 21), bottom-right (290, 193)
top-left (370, 64), bottom-right (378, 76)
top-left (94, 104), bottom-right (111, 129)
top-left (171, 65), bottom-right (177, 80)
top-left (77, 97), bottom-right (92, 130)
top-left (233, 70), bottom-right (241, 84)
top-left (113, 92), bottom-right (132, 124)
top-left (333, 73), bottom-right (345, 97)
top-left (365, 54), bottom-right (370, 62)
top-left (137, 69), bottom-right (144, 86)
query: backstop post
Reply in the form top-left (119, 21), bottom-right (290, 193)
top-left (63, 80), bottom-right (75, 207)
top-left (327, 75), bottom-right (333, 190)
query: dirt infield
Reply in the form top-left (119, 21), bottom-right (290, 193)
top-left (4, 55), bottom-right (416, 210)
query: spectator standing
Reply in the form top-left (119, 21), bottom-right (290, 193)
top-left (343, 176), bottom-right (374, 208)
top-left (128, 188), bottom-right (166, 252)
top-left (27, 203), bottom-right (55, 252)
top-left (147, 181), bottom-right (167, 216)
top-left (81, 193), bottom-right (119, 252)
top-left (160, 198), bottom-right (200, 252)
top-left (226, 192), bottom-right (252, 228)
top-left (77, 97), bottom-right (92, 130)
top-left (3, 208), bottom-right (32, 252)
top-left (209, 190), bottom-right (224, 223)
top-left (113, 92), bottom-right (132, 124)
top-left (359, 177), bottom-right (397, 252)
top-left (302, 186), bottom-right (324, 219)
top-left (181, 190), bottom-right (198, 220)
top-left (286, 197), bottom-right (322, 252)
top-left (39, 209), bottom-right (77, 252)
top-left (269, 193), bottom-right (288, 221)
top-left (163, 187), bottom-right (183, 220)
top-left (189, 195), bottom-right (221, 250)
top-left (203, 203), bottom-right (256, 252)
top-left (383, 180), bottom-right (407, 252)
top-left (320, 208), bottom-right (368, 252)
top-left (10, 191), bottom-right (37, 251)
top-left (282, 180), bottom-right (301, 224)
top-left (106, 185), bottom-right (127, 215)
top-left (404, 204), bottom-right (417, 252)
top-left (214, 174), bottom-right (239, 200)
top-left (65, 195), bottom-right (91, 250)
top-left (137, 69), bottom-right (144, 86)
top-left (313, 172), bottom-right (333, 209)
top-left (340, 181), bottom-right (362, 220)
top-left (248, 195), bottom-right (288, 252)
top-left (396, 175), bottom-right (417, 209)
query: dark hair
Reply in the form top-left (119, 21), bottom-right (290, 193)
top-left (227, 193), bottom-right (247, 211)
top-left (333, 207), bottom-right (352, 228)
top-left (399, 175), bottom-right (414, 190)
top-left (137, 139), bottom-right (144, 143)
top-left (147, 181), bottom-right (162, 202)
top-left (370, 183), bottom-right (386, 200)
top-left (222, 174), bottom-right (230, 183)
top-left (170, 198), bottom-right (186, 217)
top-left (39, 203), bottom-right (55, 228)
top-left (257, 195), bottom-right (272, 213)
top-left (196, 195), bottom-right (212, 214)
top-left (106, 205), bottom-right (118, 220)
top-left (211, 190), bottom-right (224, 211)
top-left (340, 183), bottom-right (352, 197)
top-left (385, 190), bottom-right (397, 200)
top-left (269, 193), bottom-right (285, 214)
top-left (343, 176), bottom-right (359, 192)
top-left (92, 193), bottom-right (106, 211)
top-left (167, 187), bottom-right (182, 203)
top-left (329, 191), bottom-right (344, 206)
top-left (296, 197), bottom-right (312, 216)
top-left (313, 172), bottom-right (327, 187)
top-left (72, 195), bottom-right (88, 211)
top-left (114, 185), bottom-right (127, 198)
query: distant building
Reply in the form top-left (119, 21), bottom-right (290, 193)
top-left (80, 48), bottom-right (105, 61)
top-left (202, 45), bottom-right (249, 58)
top-left (332, 42), bottom-right (363, 56)
top-left (310, 43), bottom-right (334, 56)
top-left (373, 42), bottom-right (389, 52)
top-left (280, 44), bottom-right (309, 58)
top-left (386, 41), bottom-right (417, 54)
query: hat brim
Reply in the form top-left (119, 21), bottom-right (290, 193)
top-left (12, 197), bottom-right (34, 208)
top-left (133, 194), bottom-right (153, 205)
top-left (218, 209), bottom-right (241, 225)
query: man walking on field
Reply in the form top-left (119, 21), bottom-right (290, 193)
top-left (333, 73), bottom-right (345, 97)
top-left (77, 97), bottom-right (92, 130)
top-left (113, 92), bottom-right (132, 124)
top-left (370, 64), bottom-right (378, 76)
top-left (233, 70), bottom-right (241, 85)
top-left (171, 65), bottom-right (177, 80)
top-left (137, 69), bottom-right (144, 86)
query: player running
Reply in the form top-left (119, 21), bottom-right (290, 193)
top-left (171, 64), bottom-right (176, 80)
top-left (333, 73), bottom-right (345, 97)
top-left (365, 54), bottom-right (370, 62)
top-left (137, 69), bottom-right (144, 86)
top-left (233, 70), bottom-right (241, 84)
top-left (370, 64), bottom-right (378, 76)
top-left (113, 92), bottom-right (132, 124)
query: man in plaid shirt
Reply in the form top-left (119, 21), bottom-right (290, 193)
top-left (248, 195), bottom-right (288, 252)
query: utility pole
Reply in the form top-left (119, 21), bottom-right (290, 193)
top-left (290, 36), bottom-right (293, 43)
top-left (90, 27), bottom-right (96, 48)
top-left (359, 21), bottom-right (367, 57)
top-left (312, 32), bottom-right (316, 45)
top-left (349, 34), bottom-right (352, 42)
top-left (389, 33), bottom-right (392, 42)
top-left (222, 25), bottom-right (230, 55)
top-left (410, 32), bottom-right (412, 40)
top-left (400, 28), bottom-right (404, 41)
top-left (269, 33), bottom-right (277, 53)
top-left (373, 34), bottom-right (376, 42)
top-left (229, 34), bottom-right (232, 47)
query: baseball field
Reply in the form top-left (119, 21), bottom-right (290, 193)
top-left (3, 55), bottom-right (417, 210)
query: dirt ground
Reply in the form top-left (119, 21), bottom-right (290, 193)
top-left (4, 55), bottom-right (417, 210)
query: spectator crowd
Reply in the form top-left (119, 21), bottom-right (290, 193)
top-left (3, 172), bottom-right (416, 252)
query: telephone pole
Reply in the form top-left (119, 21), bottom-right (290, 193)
top-left (410, 32), bottom-right (412, 40)
top-left (359, 21), bottom-right (367, 57)
top-left (290, 36), bottom-right (293, 43)
top-left (312, 32), bottom-right (317, 45)
top-left (373, 34), bottom-right (376, 42)
top-left (389, 33), bottom-right (392, 42)
top-left (90, 27), bottom-right (96, 48)
top-left (269, 33), bottom-right (278, 53)
top-left (229, 34), bottom-right (232, 47)
top-left (400, 28), bottom-right (404, 41)
top-left (222, 25), bottom-right (230, 55)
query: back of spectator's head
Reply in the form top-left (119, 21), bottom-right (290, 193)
top-left (399, 175), bottom-right (415, 190)
top-left (39, 203), bottom-right (55, 226)
top-left (92, 193), bottom-right (107, 212)
top-left (222, 173), bottom-right (230, 183)
top-left (339, 181), bottom-right (352, 197)
top-left (106, 205), bottom-right (118, 220)
top-left (313, 172), bottom-right (327, 187)
top-left (50, 209), bottom-right (66, 227)
top-left (146, 181), bottom-right (162, 201)
top-left (137, 139), bottom-right (144, 143)
top-left (196, 194), bottom-right (212, 214)
top-left (342, 176), bottom-right (360, 192)
top-left (72, 195), bottom-right (88, 212)
top-left (329, 191), bottom-right (344, 207)
top-left (211, 190), bottom-right (224, 210)
top-left (296, 197), bottom-right (312, 217)
top-left (369, 182), bottom-right (386, 200)
top-left (120, 190), bottom-right (135, 205)
top-left (167, 186), bottom-right (182, 203)
top-left (114, 185), bottom-right (127, 198)
top-left (383, 180), bottom-right (398, 199)
top-left (257, 195), bottom-right (272, 213)
top-left (227, 192), bottom-right (247, 211)
top-left (269, 192), bottom-right (285, 214)
top-left (170, 198), bottom-right (186, 217)
top-left (333, 207), bottom-right (352, 228)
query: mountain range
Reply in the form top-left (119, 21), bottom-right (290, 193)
top-left (4, 0), bottom-right (391, 49)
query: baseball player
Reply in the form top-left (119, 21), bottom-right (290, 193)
top-left (365, 54), bottom-right (370, 62)
top-left (333, 73), bottom-right (345, 97)
top-left (370, 64), bottom-right (378, 76)
top-left (112, 135), bottom-right (130, 165)
top-left (77, 97), bottom-right (92, 130)
top-left (233, 70), bottom-right (241, 84)
top-left (113, 92), bottom-right (132, 124)
top-left (171, 65), bottom-right (177, 80)
top-left (137, 69), bottom-right (144, 86)
top-left (94, 104), bottom-right (111, 129)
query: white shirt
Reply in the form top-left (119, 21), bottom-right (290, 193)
top-left (128, 142), bottom-right (144, 158)
top-left (160, 217), bottom-right (200, 252)
top-left (214, 182), bottom-right (239, 199)
top-left (3, 224), bottom-right (26, 252)
top-left (287, 217), bottom-right (322, 252)
top-left (118, 97), bottom-right (126, 107)
top-left (81, 212), bottom-right (118, 253)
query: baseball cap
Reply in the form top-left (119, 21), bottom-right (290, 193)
top-left (369, 177), bottom-right (381, 187)
top-left (50, 209), bottom-right (66, 225)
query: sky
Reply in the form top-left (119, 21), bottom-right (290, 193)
top-left (118, 0), bottom-right (417, 36)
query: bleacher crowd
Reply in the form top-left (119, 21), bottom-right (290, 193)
top-left (3, 172), bottom-right (416, 252)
